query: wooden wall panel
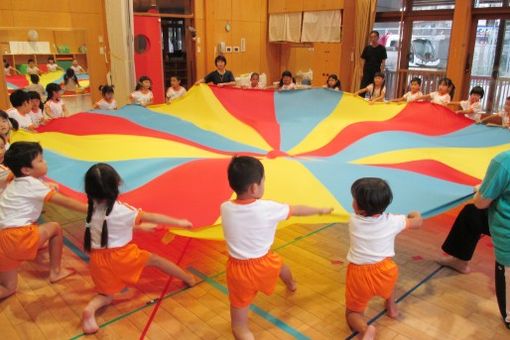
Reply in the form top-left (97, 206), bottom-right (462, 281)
top-left (268, 0), bottom-right (286, 14)
top-left (303, 0), bottom-right (344, 11)
top-left (446, 0), bottom-right (471, 101)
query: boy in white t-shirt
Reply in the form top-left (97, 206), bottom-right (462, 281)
top-left (452, 86), bottom-right (484, 121)
top-left (391, 77), bottom-right (423, 103)
top-left (6, 90), bottom-right (35, 131)
top-left (221, 156), bottom-right (332, 340)
top-left (166, 76), bottom-right (187, 103)
top-left (0, 142), bottom-right (87, 299)
top-left (345, 178), bottom-right (422, 339)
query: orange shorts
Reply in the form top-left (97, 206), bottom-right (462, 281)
top-left (0, 226), bottom-right (40, 272)
top-left (89, 243), bottom-right (151, 295)
top-left (345, 258), bottom-right (398, 312)
top-left (226, 252), bottom-right (283, 308)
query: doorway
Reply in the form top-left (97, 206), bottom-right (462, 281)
top-left (467, 18), bottom-right (510, 113)
top-left (161, 18), bottom-right (195, 90)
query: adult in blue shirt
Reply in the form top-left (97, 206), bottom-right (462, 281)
top-left (472, 150), bottom-right (510, 328)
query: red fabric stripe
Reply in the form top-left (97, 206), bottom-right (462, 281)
top-left (367, 159), bottom-right (481, 186)
top-left (6, 75), bottom-right (29, 88)
top-left (210, 86), bottom-right (281, 150)
top-left (36, 113), bottom-right (257, 156)
top-left (299, 102), bottom-right (473, 157)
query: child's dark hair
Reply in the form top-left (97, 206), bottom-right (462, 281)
top-left (99, 84), bottom-right (115, 96)
top-left (250, 72), bottom-right (259, 80)
top-left (64, 68), bottom-right (78, 85)
top-left (27, 91), bottom-right (44, 110)
top-left (135, 76), bottom-right (152, 91)
top-left (27, 58), bottom-right (35, 64)
top-left (30, 74), bottom-right (40, 84)
top-left (9, 89), bottom-right (30, 107)
top-left (410, 77), bottom-right (422, 86)
top-left (326, 74), bottom-right (341, 90)
top-left (279, 70), bottom-right (294, 88)
top-left (215, 55), bottom-right (227, 66)
top-left (370, 30), bottom-right (380, 37)
top-left (227, 156), bottom-right (264, 195)
top-left (0, 110), bottom-right (19, 131)
top-left (48, 56), bottom-right (55, 62)
top-left (83, 163), bottom-right (122, 252)
top-left (470, 86), bottom-right (484, 98)
top-left (3, 142), bottom-right (43, 177)
top-left (370, 72), bottom-right (386, 98)
top-left (351, 177), bottom-right (393, 216)
top-left (45, 83), bottom-right (62, 102)
top-left (438, 77), bottom-right (455, 98)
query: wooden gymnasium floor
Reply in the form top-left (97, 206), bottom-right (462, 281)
top-left (1, 203), bottom-right (509, 340)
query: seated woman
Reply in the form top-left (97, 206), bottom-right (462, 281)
top-left (440, 203), bottom-right (489, 274)
top-left (195, 55), bottom-right (235, 87)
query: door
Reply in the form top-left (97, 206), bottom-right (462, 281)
top-left (133, 14), bottom-right (165, 104)
top-left (468, 18), bottom-right (510, 113)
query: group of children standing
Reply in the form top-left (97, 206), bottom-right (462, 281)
top-left (0, 132), bottom-right (423, 340)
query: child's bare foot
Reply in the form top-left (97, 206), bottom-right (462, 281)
top-left (82, 308), bottom-right (99, 334)
top-left (184, 274), bottom-right (196, 287)
top-left (385, 299), bottom-right (399, 319)
top-left (437, 257), bottom-right (471, 274)
top-left (49, 268), bottom-right (76, 283)
top-left (361, 325), bottom-right (376, 340)
top-left (286, 280), bottom-right (297, 292)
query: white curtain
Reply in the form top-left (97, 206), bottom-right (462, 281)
top-left (269, 13), bottom-right (303, 43)
top-left (301, 10), bottom-right (342, 43)
top-left (104, 0), bottom-right (135, 107)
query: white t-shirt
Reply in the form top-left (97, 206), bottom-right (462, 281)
top-left (366, 84), bottom-right (386, 100)
top-left (461, 100), bottom-right (483, 120)
top-left (71, 65), bottom-right (85, 74)
top-left (27, 66), bottom-right (40, 75)
top-left (30, 108), bottom-right (44, 126)
top-left (6, 108), bottom-right (33, 129)
top-left (89, 201), bottom-right (142, 249)
top-left (46, 63), bottom-right (58, 72)
top-left (45, 99), bottom-right (65, 118)
top-left (221, 199), bottom-right (290, 259)
top-left (95, 98), bottom-right (117, 110)
top-left (0, 165), bottom-right (13, 196)
top-left (429, 91), bottom-right (451, 105)
top-left (0, 176), bottom-right (54, 228)
top-left (280, 83), bottom-right (296, 91)
top-left (347, 213), bottom-right (407, 265)
top-left (131, 90), bottom-right (154, 106)
top-left (403, 91), bottom-right (423, 102)
top-left (166, 86), bottom-right (187, 101)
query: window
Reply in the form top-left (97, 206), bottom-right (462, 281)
top-left (412, 0), bottom-right (455, 11)
top-left (376, 0), bottom-right (404, 12)
top-left (134, 35), bottom-right (150, 54)
top-left (473, 0), bottom-right (507, 8)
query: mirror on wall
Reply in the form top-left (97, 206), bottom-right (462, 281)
top-left (1, 28), bottom-right (90, 113)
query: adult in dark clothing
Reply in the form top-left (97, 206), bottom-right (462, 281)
top-left (360, 30), bottom-right (387, 91)
top-left (195, 55), bottom-right (236, 87)
top-left (439, 204), bottom-right (489, 273)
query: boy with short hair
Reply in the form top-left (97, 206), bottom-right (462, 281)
top-left (0, 142), bottom-right (87, 299)
top-left (345, 177), bottom-right (422, 339)
top-left (221, 155), bottom-right (332, 340)
top-left (6, 90), bottom-right (34, 130)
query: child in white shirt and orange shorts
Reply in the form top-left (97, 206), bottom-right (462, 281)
top-left (345, 177), bottom-right (422, 339)
top-left (221, 156), bottom-right (332, 340)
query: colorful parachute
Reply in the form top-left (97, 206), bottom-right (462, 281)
top-left (13, 84), bottom-right (510, 240)
top-left (6, 71), bottom-right (90, 91)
